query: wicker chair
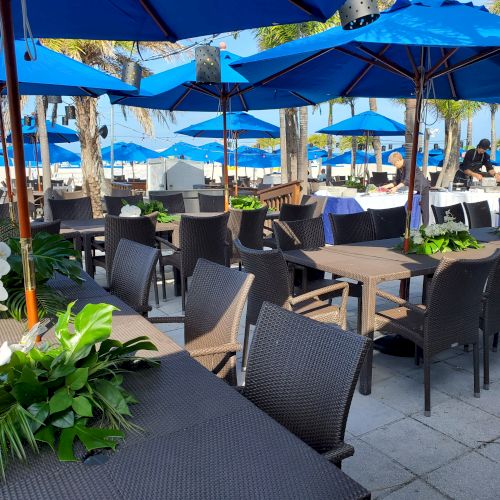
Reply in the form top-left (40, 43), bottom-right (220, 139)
top-left (48, 197), bottom-right (93, 221)
top-left (368, 206), bottom-right (406, 240)
top-left (375, 252), bottom-right (498, 416)
top-left (228, 207), bottom-right (268, 263)
top-left (0, 202), bottom-right (36, 221)
top-left (429, 172), bottom-right (440, 187)
top-left (329, 211), bottom-right (375, 245)
top-left (241, 302), bottom-right (370, 466)
top-left (300, 195), bottom-right (327, 218)
top-left (236, 240), bottom-right (349, 371)
top-left (369, 172), bottom-right (389, 187)
top-left (198, 192), bottom-right (225, 212)
top-left (150, 259), bottom-right (253, 385)
top-left (61, 190), bottom-right (86, 200)
top-left (431, 203), bottom-right (466, 224)
top-left (31, 220), bottom-right (61, 236)
top-left (104, 194), bottom-right (143, 216)
top-left (108, 239), bottom-right (160, 315)
top-left (150, 193), bottom-right (185, 214)
top-left (158, 213), bottom-right (229, 309)
top-left (464, 200), bottom-right (492, 228)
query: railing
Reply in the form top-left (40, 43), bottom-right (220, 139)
top-left (257, 181), bottom-right (302, 210)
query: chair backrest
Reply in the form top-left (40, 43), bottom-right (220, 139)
top-left (109, 239), bottom-right (159, 315)
top-left (425, 252), bottom-right (499, 349)
top-left (300, 195), bottom-right (327, 218)
top-left (329, 211), bottom-right (375, 245)
top-left (61, 190), bottom-right (86, 200)
top-left (368, 206), bottom-right (406, 240)
top-left (429, 172), bottom-right (440, 187)
top-left (431, 203), bottom-right (466, 224)
top-left (236, 240), bottom-right (291, 325)
top-left (279, 202), bottom-right (316, 222)
top-left (31, 220), bottom-right (61, 236)
top-left (482, 254), bottom-right (500, 337)
top-left (370, 172), bottom-right (389, 186)
top-left (104, 194), bottom-right (143, 216)
top-left (104, 214), bottom-right (157, 283)
top-left (274, 217), bottom-right (325, 251)
top-left (242, 302), bottom-right (370, 456)
top-left (179, 213), bottom-right (229, 278)
top-left (464, 200), bottom-right (492, 228)
top-left (228, 207), bottom-right (268, 253)
top-left (48, 197), bottom-right (93, 221)
top-left (198, 192), bottom-right (225, 212)
top-left (184, 259), bottom-right (254, 384)
top-left (150, 192), bottom-right (185, 214)
top-left (0, 202), bottom-right (36, 221)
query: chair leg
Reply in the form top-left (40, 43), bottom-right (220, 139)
top-left (424, 356), bottom-right (431, 417)
top-left (181, 277), bottom-right (187, 311)
top-left (242, 321), bottom-right (251, 372)
top-left (152, 272), bottom-right (159, 307)
top-left (493, 333), bottom-right (499, 352)
top-left (414, 345), bottom-right (421, 366)
top-left (160, 264), bottom-right (167, 301)
top-left (483, 331), bottom-right (490, 390)
top-left (473, 342), bottom-right (480, 398)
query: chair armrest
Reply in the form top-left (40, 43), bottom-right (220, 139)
top-left (148, 315), bottom-right (185, 324)
top-left (155, 235), bottom-right (180, 252)
top-left (288, 281), bottom-right (349, 306)
top-left (376, 289), bottom-right (426, 315)
top-left (91, 240), bottom-right (105, 252)
top-left (188, 342), bottom-right (242, 358)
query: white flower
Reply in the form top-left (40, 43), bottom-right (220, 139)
top-left (0, 259), bottom-right (10, 279)
top-left (443, 210), bottom-right (455, 223)
top-left (0, 242), bottom-right (11, 261)
top-left (10, 322), bottom-right (46, 353)
top-left (413, 234), bottom-right (424, 245)
top-left (120, 204), bottom-right (142, 218)
top-left (0, 341), bottom-right (12, 366)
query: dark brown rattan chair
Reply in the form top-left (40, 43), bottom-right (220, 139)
top-left (31, 220), bottom-right (61, 236)
top-left (48, 197), bottom-right (93, 221)
top-left (0, 202), bottom-right (36, 220)
top-left (431, 203), bottom-right (466, 224)
top-left (198, 192), bottom-right (225, 212)
top-left (329, 211), bottom-right (375, 245)
top-left (301, 194), bottom-right (327, 218)
top-left (241, 302), bottom-right (370, 466)
top-left (108, 239), bottom-right (160, 315)
top-left (236, 240), bottom-right (349, 371)
top-left (375, 252), bottom-right (498, 416)
top-left (104, 194), bottom-right (143, 216)
top-left (368, 206), bottom-right (406, 240)
top-left (228, 206), bottom-right (268, 263)
top-left (150, 193), bottom-right (185, 214)
top-left (158, 213), bottom-right (230, 309)
top-left (149, 259), bottom-right (254, 385)
top-left (464, 200), bottom-right (492, 228)
top-left (369, 172), bottom-right (389, 187)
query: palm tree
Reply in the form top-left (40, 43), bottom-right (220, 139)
top-left (490, 104), bottom-right (498, 161)
top-left (464, 101), bottom-right (483, 148)
top-left (369, 97), bottom-right (383, 172)
top-left (42, 40), bottom-right (177, 216)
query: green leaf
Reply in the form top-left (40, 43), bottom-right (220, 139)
top-left (74, 423), bottom-right (123, 451)
top-left (11, 381), bottom-right (48, 407)
top-left (51, 409), bottom-right (75, 428)
top-left (57, 427), bottom-right (77, 461)
top-left (35, 425), bottom-right (55, 449)
top-left (72, 396), bottom-right (93, 417)
top-left (93, 379), bottom-right (131, 416)
top-left (49, 388), bottom-right (73, 414)
top-left (27, 402), bottom-right (49, 432)
top-left (66, 367), bottom-right (88, 391)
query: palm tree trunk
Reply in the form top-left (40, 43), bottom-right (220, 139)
top-left (436, 118), bottom-right (455, 187)
top-left (349, 99), bottom-right (357, 177)
top-left (74, 96), bottom-right (104, 218)
top-left (466, 113), bottom-right (473, 148)
top-left (298, 106), bottom-right (308, 191)
top-left (369, 97), bottom-right (382, 172)
top-left (279, 108), bottom-right (289, 183)
top-left (285, 108), bottom-right (299, 183)
top-left (35, 96), bottom-right (51, 193)
top-left (491, 105), bottom-right (497, 162)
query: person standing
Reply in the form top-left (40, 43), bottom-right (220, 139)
top-left (382, 151), bottom-right (430, 226)
top-left (460, 139), bottom-right (500, 183)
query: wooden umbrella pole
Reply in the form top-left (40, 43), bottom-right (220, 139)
top-left (0, 0), bottom-right (39, 331)
top-left (234, 135), bottom-right (239, 196)
top-left (0, 100), bottom-right (15, 218)
top-left (222, 93), bottom-right (229, 211)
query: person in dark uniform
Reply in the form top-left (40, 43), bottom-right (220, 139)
top-left (460, 139), bottom-right (500, 183)
top-left (382, 151), bottom-right (430, 226)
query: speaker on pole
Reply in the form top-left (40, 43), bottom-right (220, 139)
top-left (195, 45), bottom-right (221, 83)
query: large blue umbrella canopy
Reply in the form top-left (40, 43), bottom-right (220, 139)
top-left (0, 40), bottom-right (134, 96)
top-left (160, 142), bottom-right (198, 158)
top-left (382, 147), bottom-right (424, 166)
top-left (318, 111), bottom-right (406, 136)
top-left (324, 151), bottom-right (375, 165)
top-left (11, 1), bottom-right (343, 42)
top-left (275, 145), bottom-right (328, 160)
top-left (160, 143), bottom-right (221, 163)
top-left (0, 143), bottom-right (79, 166)
top-left (223, 150), bottom-right (281, 169)
top-left (101, 142), bottom-right (162, 163)
top-left (7, 120), bottom-right (79, 143)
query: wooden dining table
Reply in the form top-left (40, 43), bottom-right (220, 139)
top-left (282, 235), bottom-right (500, 396)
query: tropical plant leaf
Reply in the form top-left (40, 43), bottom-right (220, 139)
top-left (27, 402), bottom-right (49, 432)
top-left (66, 367), bottom-right (88, 391)
top-left (72, 396), bottom-right (93, 417)
top-left (50, 409), bottom-right (75, 429)
top-left (35, 425), bottom-right (55, 449)
top-left (49, 388), bottom-right (73, 414)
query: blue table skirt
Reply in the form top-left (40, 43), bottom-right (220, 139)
top-left (320, 195), bottom-right (422, 244)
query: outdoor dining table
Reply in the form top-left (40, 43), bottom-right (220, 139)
top-left (0, 271), bottom-right (370, 500)
top-left (282, 238), bottom-right (500, 395)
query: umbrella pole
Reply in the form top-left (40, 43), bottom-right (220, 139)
top-left (34, 137), bottom-right (42, 192)
top-left (0, 0), bottom-right (39, 331)
top-left (234, 135), bottom-right (238, 196)
top-left (222, 94), bottom-right (229, 211)
top-left (0, 102), bottom-right (15, 220)
top-left (365, 131), bottom-right (369, 185)
top-left (403, 89), bottom-right (424, 254)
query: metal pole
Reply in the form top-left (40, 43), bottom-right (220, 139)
top-left (0, 0), bottom-right (39, 331)
top-left (222, 93), bottom-right (229, 211)
top-left (234, 135), bottom-right (239, 196)
top-left (110, 105), bottom-right (115, 181)
top-left (0, 101), bottom-right (15, 219)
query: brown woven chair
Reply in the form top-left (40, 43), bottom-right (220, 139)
top-left (329, 211), bottom-right (375, 245)
top-left (368, 206), bottom-right (406, 240)
top-left (108, 239), bottom-right (160, 315)
top-left (150, 193), bottom-right (185, 214)
top-left (301, 194), bottom-right (327, 218)
top-left (150, 259), bottom-right (253, 385)
top-left (48, 197), bottom-right (93, 221)
top-left (0, 202), bottom-right (36, 220)
top-left (431, 203), bottom-right (466, 224)
top-left (236, 240), bottom-right (349, 371)
top-left (370, 172), bottom-right (389, 186)
top-left (375, 252), bottom-right (498, 416)
top-left (464, 200), bottom-right (492, 228)
top-left (31, 220), bottom-right (61, 236)
top-left (104, 194), bottom-right (143, 216)
top-left (158, 213), bottom-right (230, 309)
top-left (241, 302), bottom-right (370, 466)
top-left (198, 192), bottom-right (224, 212)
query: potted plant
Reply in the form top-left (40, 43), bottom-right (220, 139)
top-left (229, 195), bottom-right (264, 211)
top-left (120, 200), bottom-right (178, 223)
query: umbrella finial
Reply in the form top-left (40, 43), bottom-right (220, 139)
top-left (339, 0), bottom-right (380, 30)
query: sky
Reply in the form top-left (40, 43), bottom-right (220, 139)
top-left (60, 0), bottom-right (497, 155)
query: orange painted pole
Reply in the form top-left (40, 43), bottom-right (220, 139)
top-left (0, 0), bottom-right (39, 332)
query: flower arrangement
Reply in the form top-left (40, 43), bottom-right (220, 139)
top-left (0, 302), bottom-right (157, 476)
top-left (120, 200), bottom-right (178, 223)
top-left (229, 195), bottom-right (264, 210)
top-left (405, 212), bottom-right (481, 255)
top-left (0, 242), bottom-right (12, 313)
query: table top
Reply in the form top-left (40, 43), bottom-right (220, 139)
top-left (471, 227), bottom-right (500, 244)
top-left (0, 275), bottom-right (369, 499)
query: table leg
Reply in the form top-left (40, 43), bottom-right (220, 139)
top-left (173, 267), bottom-right (181, 297)
top-left (359, 279), bottom-right (376, 395)
top-left (82, 233), bottom-right (94, 277)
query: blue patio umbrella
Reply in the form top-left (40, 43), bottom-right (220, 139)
top-left (308, 146), bottom-right (328, 160)
top-left (102, 141), bottom-right (162, 179)
top-left (324, 151), bottom-right (375, 165)
top-left (176, 112), bottom-right (280, 194)
top-left (382, 147), bottom-right (424, 167)
top-left (7, 120), bottom-right (79, 144)
top-left (7, 143), bottom-right (80, 164)
top-left (232, 0), bottom-right (500, 251)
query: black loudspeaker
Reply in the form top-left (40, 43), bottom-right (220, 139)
top-left (61, 117), bottom-right (69, 126)
top-left (381, 145), bottom-right (386, 152)
top-left (23, 115), bottom-right (33, 126)
top-left (98, 125), bottom-right (108, 139)
top-left (339, 0), bottom-right (380, 30)
top-left (357, 143), bottom-right (364, 151)
top-left (121, 61), bottom-right (142, 89)
top-left (433, 143), bottom-right (439, 150)
top-left (65, 105), bottom-right (76, 120)
top-left (388, 144), bottom-right (393, 150)
top-left (195, 45), bottom-right (221, 83)
top-left (47, 96), bottom-right (62, 104)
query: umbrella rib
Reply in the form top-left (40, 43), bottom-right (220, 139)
top-left (424, 48), bottom-right (459, 81)
top-left (232, 84), bottom-right (249, 111)
top-left (353, 44), bottom-right (414, 80)
top-left (438, 48), bottom-right (457, 99)
top-left (405, 47), bottom-right (419, 78)
top-left (188, 83), bottom-right (221, 99)
top-left (79, 87), bottom-right (99, 98)
top-left (172, 86), bottom-right (194, 110)
top-left (138, 0), bottom-right (178, 41)
top-left (287, 0), bottom-right (324, 18)
top-left (289, 91), bottom-right (315, 106)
